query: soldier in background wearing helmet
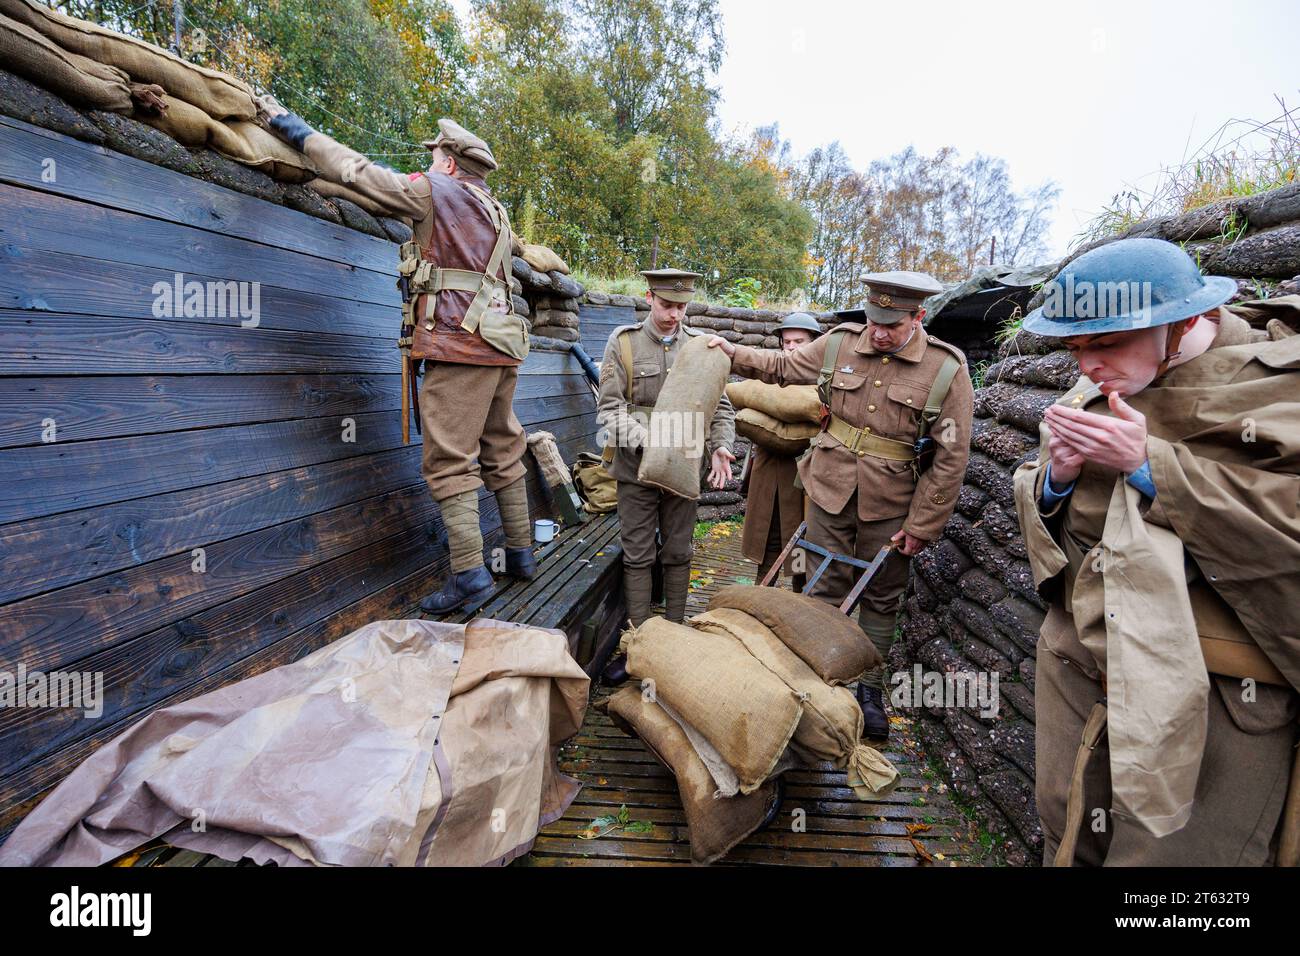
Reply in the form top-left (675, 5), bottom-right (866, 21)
top-left (709, 273), bottom-right (974, 739)
top-left (1014, 237), bottom-right (1300, 866)
top-left (740, 312), bottom-right (824, 591)
top-left (599, 269), bottom-right (736, 683)
top-left (260, 103), bottom-right (537, 613)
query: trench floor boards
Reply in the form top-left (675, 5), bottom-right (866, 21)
top-left (523, 518), bottom-right (981, 867)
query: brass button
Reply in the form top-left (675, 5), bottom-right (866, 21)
top-left (857, 450), bottom-right (865, 457)
top-left (868, 404), bottom-right (877, 412)
top-left (906, 398), bottom-right (914, 405)
top-left (933, 492), bottom-right (947, 504)
top-left (881, 356), bottom-right (890, 364)
top-left (864, 427), bottom-right (872, 434)
top-left (424, 322), bottom-right (434, 330)
top-left (874, 380), bottom-right (882, 387)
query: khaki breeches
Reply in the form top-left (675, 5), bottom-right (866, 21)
top-left (419, 360), bottom-right (527, 499)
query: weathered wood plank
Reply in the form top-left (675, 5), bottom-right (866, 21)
top-left (0, 184), bottom-right (397, 306)
top-left (0, 484), bottom-right (438, 677)
top-left (0, 114), bottom-right (395, 273)
top-left (0, 370), bottom-right (592, 448)
top-left (0, 516), bottom-right (445, 788)
top-left (0, 313), bottom-right (399, 376)
top-left (0, 247), bottom-right (396, 338)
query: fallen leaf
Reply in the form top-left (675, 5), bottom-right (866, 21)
top-left (909, 837), bottom-right (934, 864)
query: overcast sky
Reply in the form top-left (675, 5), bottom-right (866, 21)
top-left (452, 0), bottom-right (1297, 260)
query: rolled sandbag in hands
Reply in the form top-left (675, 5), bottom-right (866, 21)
top-left (707, 585), bottom-right (881, 685)
top-left (725, 380), bottom-right (822, 424)
top-left (735, 408), bottom-right (820, 456)
top-left (636, 335), bottom-right (731, 499)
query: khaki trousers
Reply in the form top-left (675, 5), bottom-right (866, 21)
top-left (1037, 628), bottom-right (1298, 866)
top-left (803, 497), bottom-right (910, 622)
top-left (615, 480), bottom-right (698, 571)
top-left (419, 361), bottom-right (527, 499)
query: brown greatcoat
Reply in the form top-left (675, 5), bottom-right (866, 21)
top-left (741, 445), bottom-right (804, 573)
top-left (303, 134), bottom-right (515, 366)
top-left (730, 323), bottom-right (974, 542)
top-left (1013, 308), bottom-right (1300, 865)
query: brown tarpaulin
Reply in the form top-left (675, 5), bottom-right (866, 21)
top-left (0, 618), bottom-right (588, 867)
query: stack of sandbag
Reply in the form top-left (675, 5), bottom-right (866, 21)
top-left (612, 585), bottom-right (898, 864)
top-left (3, 0), bottom-right (316, 183)
top-left (636, 335), bottom-right (732, 499)
top-left (724, 379), bottom-right (822, 456)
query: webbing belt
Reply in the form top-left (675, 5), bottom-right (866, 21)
top-left (825, 415), bottom-right (916, 461)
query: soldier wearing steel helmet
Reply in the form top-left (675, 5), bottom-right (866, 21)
top-left (740, 312), bottom-right (825, 591)
top-left (1013, 236), bottom-right (1300, 866)
top-left (709, 272), bottom-right (975, 739)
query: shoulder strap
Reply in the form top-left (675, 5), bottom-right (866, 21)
top-left (918, 354), bottom-right (961, 436)
top-left (453, 184), bottom-right (515, 335)
top-left (817, 330), bottom-right (847, 408)
top-left (618, 329), bottom-right (635, 402)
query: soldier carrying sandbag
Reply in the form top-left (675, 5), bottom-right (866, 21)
top-left (740, 312), bottom-right (824, 591)
top-left (708, 273), bottom-right (974, 738)
top-left (1013, 237), bottom-right (1300, 866)
top-left (597, 269), bottom-right (736, 682)
top-left (258, 103), bottom-right (537, 613)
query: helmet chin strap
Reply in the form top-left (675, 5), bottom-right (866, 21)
top-left (1156, 320), bottom-right (1189, 379)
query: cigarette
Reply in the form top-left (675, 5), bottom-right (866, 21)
top-left (1069, 382), bottom-right (1104, 406)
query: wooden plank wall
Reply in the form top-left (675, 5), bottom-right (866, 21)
top-left (578, 303), bottom-right (639, 358)
top-left (0, 114), bottom-right (603, 838)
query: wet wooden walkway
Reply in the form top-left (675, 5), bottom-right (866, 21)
top-left (524, 519), bottom-right (979, 867)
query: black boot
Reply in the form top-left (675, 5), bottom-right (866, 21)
top-left (504, 546), bottom-right (537, 580)
top-left (421, 565), bottom-right (494, 613)
top-left (602, 653), bottom-right (630, 685)
top-left (757, 777), bottom-right (785, 831)
top-left (856, 684), bottom-right (890, 741)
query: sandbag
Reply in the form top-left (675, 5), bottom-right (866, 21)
top-left (725, 380), bottom-right (821, 424)
top-left (4, 0), bottom-right (255, 120)
top-left (707, 584), bottom-right (880, 685)
top-left (625, 617), bottom-right (802, 793)
top-left (572, 451), bottom-right (617, 514)
top-left (735, 407), bottom-right (820, 456)
top-left (521, 242), bottom-right (569, 275)
top-left (0, 11), bottom-right (133, 111)
top-left (604, 687), bottom-right (779, 865)
top-left (692, 608), bottom-right (899, 798)
top-left (636, 335), bottom-right (731, 499)
top-left (141, 94), bottom-right (317, 183)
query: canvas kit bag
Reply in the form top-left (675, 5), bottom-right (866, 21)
top-left (734, 407), bottom-right (820, 456)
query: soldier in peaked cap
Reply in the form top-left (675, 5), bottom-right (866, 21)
top-left (260, 103), bottom-right (536, 614)
top-left (709, 271), bottom-right (974, 739)
top-left (597, 268), bottom-right (737, 682)
top-left (740, 312), bottom-right (825, 591)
